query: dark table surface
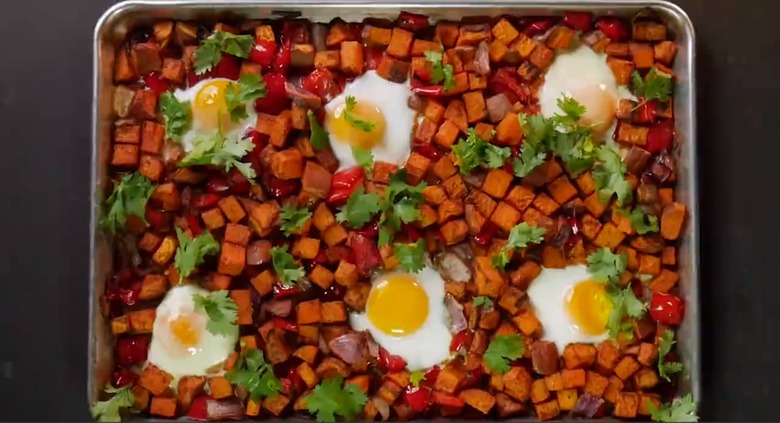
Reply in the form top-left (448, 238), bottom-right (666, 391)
top-left (0, 0), bottom-right (778, 420)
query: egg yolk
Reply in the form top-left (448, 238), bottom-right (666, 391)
top-left (566, 280), bottom-right (612, 335)
top-left (168, 314), bottom-right (201, 347)
top-left (329, 99), bottom-right (386, 150)
top-left (193, 79), bottom-right (236, 131)
top-left (367, 273), bottom-right (428, 336)
top-left (568, 85), bottom-right (617, 135)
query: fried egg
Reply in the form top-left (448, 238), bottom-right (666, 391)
top-left (527, 264), bottom-right (611, 353)
top-left (148, 284), bottom-right (238, 386)
top-left (349, 266), bottom-right (452, 371)
top-left (539, 44), bottom-right (635, 142)
top-left (173, 78), bottom-right (257, 151)
top-left (324, 71), bottom-right (415, 170)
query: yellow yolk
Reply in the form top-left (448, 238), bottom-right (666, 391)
top-left (367, 273), bottom-right (428, 336)
top-left (169, 315), bottom-right (200, 347)
top-left (568, 85), bottom-right (617, 135)
top-left (193, 79), bottom-right (235, 131)
top-left (566, 280), bottom-right (612, 335)
top-left (329, 99), bottom-right (386, 150)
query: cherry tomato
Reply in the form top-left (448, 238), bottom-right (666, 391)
top-left (563, 12), bottom-right (593, 31)
top-left (206, 177), bottom-right (230, 193)
top-left (645, 119), bottom-right (676, 153)
top-left (212, 54), bottom-right (241, 80)
top-left (596, 18), bottom-right (630, 41)
top-left (145, 206), bottom-right (167, 228)
top-left (379, 348), bottom-right (407, 372)
top-left (354, 221), bottom-right (379, 239)
top-left (273, 41), bottom-right (291, 74)
top-left (327, 166), bottom-right (365, 205)
top-left (650, 292), bottom-right (684, 325)
top-left (228, 169), bottom-right (251, 195)
top-left (267, 177), bottom-right (300, 199)
top-left (249, 40), bottom-right (277, 68)
top-left (187, 396), bottom-right (209, 421)
top-left (414, 143), bottom-right (442, 161)
top-left (111, 368), bottom-right (138, 388)
top-left (363, 47), bottom-right (384, 71)
top-left (403, 225), bottom-right (421, 242)
top-left (422, 366), bottom-right (440, 387)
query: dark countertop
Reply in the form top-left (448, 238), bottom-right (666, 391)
top-left (0, 0), bottom-right (778, 420)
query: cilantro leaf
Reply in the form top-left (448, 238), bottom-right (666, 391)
top-left (173, 228), bottom-right (220, 281)
top-left (555, 96), bottom-right (586, 124)
top-left (279, 204), bottom-right (312, 237)
top-left (271, 245), bottom-right (305, 288)
top-left (592, 146), bottom-right (632, 205)
top-left (90, 384), bottom-right (134, 422)
top-left (194, 31), bottom-right (254, 75)
top-left (179, 131), bottom-right (256, 180)
top-left (375, 170), bottom-right (427, 245)
top-left (547, 128), bottom-right (596, 178)
top-left (193, 290), bottom-right (238, 336)
top-left (649, 394), bottom-right (698, 422)
top-left (100, 172), bottom-right (155, 234)
top-left (378, 227), bottom-right (393, 248)
top-left (307, 377), bottom-right (368, 422)
top-left (424, 49), bottom-right (455, 91)
top-left (159, 92), bottom-right (191, 140)
top-left (606, 284), bottom-right (646, 339)
top-left (307, 110), bottom-right (330, 150)
top-left (226, 349), bottom-right (282, 402)
top-left (632, 66), bottom-right (673, 103)
top-left (225, 73), bottom-right (267, 122)
top-left (336, 186), bottom-right (381, 228)
top-left (393, 239), bottom-right (426, 273)
top-left (351, 146), bottom-right (374, 173)
top-left (343, 96), bottom-right (376, 132)
top-left (587, 247), bottom-right (628, 284)
top-left (624, 208), bottom-right (660, 235)
top-left (493, 223), bottom-right (545, 270)
top-left (409, 371), bottom-right (426, 388)
top-left (452, 128), bottom-right (511, 174)
top-left (658, 329), bottom-right (684, 381)
top-left (484, 334), bottom-right (525, 374)
top-left (473, 296), bottom-right (494, 310)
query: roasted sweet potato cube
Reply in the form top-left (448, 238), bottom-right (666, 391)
top-left (638, 254), bottom-right (661, 276)
top-left (443, 174), bottom-right (467, 199)
top-left (310, 265), bottom-right (334, 289)
top-left (129, 309), bottom-right (155, 333)
top-left (438, 199), bottom-right (464, 224)
top-left (604, 375), bottom-right (624, 403)
top-left (492, 18), bottom-right (520, 45)
top-left (431, 154), bottom-right (456, 181)
top-left (637, 342), bottom-right (659, 366)
top-left (262, 395), bottom-right (290, 416)
top-left (297, 299), bottom-right (322, 325)
top-left (546, 175), bottom-right (578, 204)
top-left (271, 148), bottom-right (304, 180)
top-left (444, 99), bottom-right (468, 132)
top-left (312, 203), bottom-right (336, 232)
top-left (465, 205), bottom-right (486, 235)
top-left (230, 289), bottom-right (252, 325)
top-left (363, 26), bottom-right (392, 47)
top-left (377, 380), bottom-right (403, 404)
top-left (387, 28), bottom-right (414, 58)
top-left (218, 243), bottom-right (246, 276)
top-left (654, 41), bottom-right (677, 65)
top-left (639, 393), bottom-right (662, 416)
top-left (585, 371), bottom-right (609, 398)
top-left (293, 345), bottom-right (319, 365)
top-left (535, 399), bottom-right (560, 421)
top-left (297, 325), bottom-right (319, 345)
top-left (435, 21), bottom-right (460, 47)
top-left (111, 144), bottom-right (139, 167)
top-left (139, 364), bottom-right (173, 396)
top-left (630, 42), bottom-right (654, 69)
top-left (440, 219), bottom-right (468, 245)
top-left (138, 155), bottom-right (164, 181)
top-left (614, 356), bottom-right (641, 380)
top-left (207, 376), bottom-right (233, 399)
top-left (561, 369), bottom-right (586, 389)
top-left (435, 363), bottom-right (467, 393)
top-left (422, 186), bottom-right (446, 206)
top-left (333, 260), bottom-right (358, 288)
top-left (497, 286), bottom-right (524, 315)
top-left (250, 270), bottom-right (275, 296)
top-left (614, 392), bottom-right (640, 418)
top-left (459, 389), bottom-right (496, 414)
top-left (413, 117), bottom-right (437, 144)
top-left (200, 208), bottom-right (226, 231)
top-left (608, 57), bottom-right (634, 85)
top-left (140, 121), bottom-right (164, 154)
top-left (152, 235), bottom-right (176, 265)
top-left (339, 41), bottom-right (363, 75)
top-left (435, 120), bottom-right (460, 149)
top-left (495, 112), bottom-right (523, 146)
top-left (481, 169), bottom-right (513, 199)
top-left (376, 55), bottom-right (410, 83)
top-left (531, 379), bottom-right (550, 403)
top-left (131, 42), bottom-right (161, 75)
top-left (404, 151), bottom-right (431, 182)
top-left (633, 21), bottom-right (667, 40)
top-left (322, 223), bottom-right (348, 246)
top-left (130, 90), bottom-right (157, 119)
top-left (510, 261), bottom-right (541, 290)
top-left (139, 274), bottom-right (167, 301)
top-left (532, 193), bottom-right (560, 216)
top-left (314, 50), bottom-right (340, 70)
top-left (581, 214), bottom-right (602, 240)
top-left (217, 196), bottom-right (245, 223)
top-left (563, 343), bottom-right (597, 369)
top-left (584, 192), bottom-right (609, 218)
top-left (114, 48), bottom-right (137, 83)
top-left (546, 26), bottom-right (575, 50)
top-left (115, 124), bottom-right (141, 144)
top-left (634, 367), bottom-right (660, 389)
top-left (423, 99), bottom-right (446, 123)
top-left (111, 316), bottom-right (129, 335)
top-left (541, 245), bottom-right (566, 269)
top-left (661, 202), bottom-right (686, 240)
top-left (150, 397), bottom-right (176, 417)
top-left (462, 91), bottom-right (487, 123)
top-left (321, 301), bottom-right (347, 323)
top-left (223, 223), bottom-right (249, 246)
top-left (513, 309), bottom-right (541, 336)
top-left (489, 39), bottom-right (509, 63)
top-left (529, 45), bottom-right (554, 69)
top-left (593, 222), bottom-right (626, 249)
top-left (344, 283), bottom-right (370, 311)
top-left (296, 361), bottom-right (319, 388)
top-left (649, 268), bottom-right (679, 293)
top-left (556, 389), bottom-right (578, 411)
top-left (490, 201), bottom-right (522, 232)
top-left (596, 341), bottom-right (621, 372)
top-left (504, 185), bottom-right (535, 212)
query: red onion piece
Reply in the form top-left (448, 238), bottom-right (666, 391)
top-left (445, 294), bottom-right (467, 334)
top-left (474, 41), bottom-right (490, 75)
top-left (572, 393), bottom-right (605, 418)
top-left (373, 397), bottom-right (391, 421)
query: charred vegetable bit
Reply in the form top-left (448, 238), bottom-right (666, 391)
top-left (351, 146), bottom-right (374, 173)
top-left (226, 349), bottom-right (282, 401)
top-left (194, 31), bottom-right (254, 74)
top-left (658, 329), bottom-right (684, 381)
top-left (452, 128), bottom-right (510, 175)
top-left (271, 245), bottom-right (305, 287)
top-left (593, 146), bottom-right (632, 205)
top-left (90, 384), bottom-right (134, 422)
top-left (279, 204), bottom-right (312, 236)
top-left (393, 239), bottom-right (427, 273)
top-left (423, 48), bottom-right (455, 90)
top-left (587, 247), bottom-right (627, 284)
top-left (307, 110), bottom-right (330, 150)
top-left (174, 228), bottom-right (220, 281)
top-left (336, 186), bottom-right (382, 228)
top-left (493, 223), bottom-right (545, 269)
top-left (100, 172), bottom-right (154, 234)
top-left (473, 296), bottom-right (494, 310)
top-left (306, 376), bottom-right (368, 422)
top-left (649, 394), bottom-right (698, 422)
top-left (225, 73), bottom-right (267, 122)
top-left (179, 131), bottom-right (256, 180)
top-left (193, 290), bottom-right (238, 335)
top-left (344, 96), bottom-right (376, 132)
top-left (484, 334), bottom-right (525, 373)
top-left (159, 92), bottom-right (191, 140)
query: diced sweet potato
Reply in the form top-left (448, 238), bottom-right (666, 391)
top-left (111, 144), bottom-right (139, 167)
top-left (138, 274), bottom-right (167, 301)
top-left (634, 367), bottom-right (660, 389)
top-left (661, 202), bottom-right (686, 240)
top-left (334, 260), bottom-right (358, 287)
top-left (561, 369), bottom-right (586, 389)
top-left (541, 246), bottom-right (566, 269)
top-left (114, 48), bottom-right (137, 83)
top-left (534, 399), bottom-right (560, 421)
top-left (546, 26), bottom-right (575, 50)
top-left (593, 222), bottom-right (626, 249)
top-left (442, 174), bottom-right (467, 199)
top-left (301, 161), bottom-right (332, 200)
top-left (510, 261), bottom-right (541, 290)
top-left (150, 397), bottom-right (176, 417)
top-left (152, 235), bottom-right (177, 265)
top-left (462, 91), bottom-right (487, 123)
top-left (585, 371), bottom-right (609, 398)
top-left (128, 309), bottom-right (155, 333)
top-left (614, 392), bottom-right (640, 418)
top-left (440, 219), bottom-right (468, 245)
top-left (321, 301), bottom-right (347, 323)
top-left (207, 376), bottom-right (233, 400)
top-left (532, 193), bottom-right (560, 216)
top-left (405, 151), bottom-right (431, 182)
top-left (513, 309), bottom-right (541, 336)
top-left (312, 203), bottom-right (336, 232)
top-left (309, 265), bottom-right (334, 289)
top-left (563, 343), bottom-right (597, 369)
top-left (435, 120), bottom-right (460, 149)
top-left (297, 299), bottom-right (322, 325)
top-left (435, 363), bottom-right (467, 394)
top-left (481, 169), bottom-right (513, 198)
top-left (130, 90), bottom-right (157, 119)
top-left (444, 99), bottom-right (468, 133)
top-left (630, 42), bottom-right (654, 69)
top-left (293, 345), bottom-right (319, 365)
top-left (492, 18), bottom-right (520, 45)
top-left (531, 379), bottom-right (550, 403)
top-left (557, 389), bottom-right (578, 411)
top-left (218, 243), bottom-right (246, 277)
top-left (459, 389), bottom-right (495, 414)
top-left (297, 325), bottom-right (319, 345)
top-left (639, 393), bottom-right (662, 416)
top-left (387, 28), bottom-right (414, 58)
top-left (596, 341), bottom-right (621, 372)
top-left (638, 342), bottom-right (659, 366)
top-left (230, 289), bottom-right (252, 325)
top-left (490, 201), bottom-right (522, 232)
top-left (218, 196), bottom-right (246, 223)
top-left (262, 395), bottom-right (290, 416)
top-left (502, 366), bottom-right (532, 401)
top-left (340, 41), bottom-right (364, 75)
top-left (438, 199), bottom-right (465, 224)
top-left (604, 375), bottom-right (624, 403)
top-left (614, 356), bottom-right (641, 380)
top-left (495, 112), bottom-right (523, 146)
top-left (201, 208), bottom-right (226, 231)
top-left (271, 148), bottom-right (304, 180)
top-left (344, 282), bottom-right (370, 311)
top-left (435, 21), bottom-right (460, 47)
top-left (654, 40), bottom-right (677, 65)
top-left (608, 57), bottom-right (635, 85)
top-left (139, 364), bottom-right (173, 396)
top-left (321, 223), bottom-right (348, 246)
top-left (111, 316), bottom-right (129, 335)
top-left (316, 357), bottom-right (350, 379)
top-left (648, 268), bottom-right (679, 293)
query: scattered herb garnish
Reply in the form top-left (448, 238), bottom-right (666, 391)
top-left (226, 349), bottom-right (283, 402)
top-left (484, 334), bottom-right (525, 374)
top-left (343, 96), bottom-right (376, 132)
top-left (100, 172), bottom-right (155, 234)
top-left (492, 223), bottom-right (546, 270)
top-left (225, 73), bottom-right (267, 122)
top-left (592, 145), bottom-right (632, 205)
top-left (159, 92), bottom-right (191, 140)
top-left (632, 66), bottom-right (673, 104)
top-left (606, 284), bottom-right (646, 339)
top-left (423, 48), bottom-right (455, 91)
top-left (194, 31), bottom-right (254, 75)
top-left (306, 377), bottom-right (368, 422)
top-left (377, 169), bottom-right (426, 246)
top-left (649, 394), bottom-right (698, 422)
top-left (452, 128), bottom-right (510, 174)
top-left (473, 296), bottom-right (494, 310)
top-left (336, 186), bottom-right (382, 228)
top-left (179, 131), bottom-right (256, 180)
top-left (587, 247), bottom-right (628, 284)
top-left (393, 239), bottom-right (427, 273)
top-left (658, 329), bottom-right (684, 381)
top-left (193, 290), bottom-right (238, 336)
top-left (279, 204), bottom-right (312, 237)
top-left (174, 228), bottom-right (220, 281)
top-left (409, 371), bottom-right (426, 388)
top-left (351, 146), bottom-right (374, 173)
top-left (307, 110), bottom-right (330, 150)
top-left (90, 384), bottom-right (134, 422)
top-left (623, 208), bottom-right (660, 235)
top-left (271, 245), bottom-right (305, 287)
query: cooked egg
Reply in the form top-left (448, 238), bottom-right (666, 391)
top-left (173, 78), bottom-right (257, 151)
top-left (539, 44), bottom-right (635, 141)
top-left (148, 284), bottom-right (238, 387)
top-left (324, 71), bottom-right (415, 170)
top-left (527, 264), bottom-right (611, 353)
top-left (349, 266), bottom-right (452, 371)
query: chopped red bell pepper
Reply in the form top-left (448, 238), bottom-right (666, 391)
top-left (524, 18), bottom-right (555, 36)
top-left (228, 169), bottom-right (251, 195)
top-left (143, 72), bottom-right (170, 96)
top-left (327, 166), bottom-right (365, 206)
top-left (634, 100), bottom-right (659, 124)
top-left (461, 366), bottom-right (484, 389)
top-left (379, 348), bottom-right (407, 372)
top-left (449, 330), bottom-right (469, 353)
top-left (363, 47), bottom-right (384, 71)
top-left (596, 18), bottom-right (630, 41)
top-left (431, 390), bottom-right (465, 407)
top-left (187, 68), bottom-right (204, 88)
top-left (267, 177), bottom-right (300, 199)
top-left (106, 271), bottom-right (141, 306)
top-left (111, 368), bottom-right (139, 388)
top-left (563, 12), bottom-right (593, 31)
top-left (115, 335), bottom-right (150, 367)
top-left (474, 221), bottom-right (499, 246)
top-left (212, 54), bottom-right (241, 80)
top-left (414, 143), bottom-right (443, 161)
top-left (273, 41), bottom-right (292, 74)
top-left (564, 217), bottom-right (582, 250)
top-left (355, 221), bottom-right (379, 239)
top-left (145, 206), bottom-right (167, 228)
top-left (249, 40), bottom-right (277, 68)
top-left (206, 177), bottom-right (230, 194)
top-left (187, 396), bottom-right (209, 421)
top-left (303, 68), bottom-right (341, 101)
top-left (272, 317), bottom-right (299, 333)
top-left (403, 386), bottom-right (432, 412)
top-left (422, 366), bottom-right (440, 387)
top-left (645, 119), bottom-right (675, 153)
top-left (398, 11), bottom-right (430, 32)
top-left (650, 292), bottom-right (684, 326)
top-left (350, 233), bottom-right (382, 277)
top-left (187, 215), bottom-right (203, 236)
top-left (273, 284), bottom-right (301, 298)
top-left (286, 367), bottom-right (306, 392)
top-left (255, 73), bottom-right (289, 115)
top-left (320, 283), bottom-right (346, 302)
top-left (403, 225), bottom-right (421, 242)
top-left (489, 68), bottom-right (531, 104)
top-left (192, 193), bottom-right (221, 209)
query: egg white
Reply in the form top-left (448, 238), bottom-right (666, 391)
top-left (349, 266), bottom-right (452, 371)
top-left (172, 78), bottom-right (257, 153)
top-left (324, 71), bottom-right (415, 170)
top-left (526, 264), bottom-right (609, 354)
top-left (148, 284), bottom-right (238, 388)
top-left (539, 44), bottom-right (636, 143)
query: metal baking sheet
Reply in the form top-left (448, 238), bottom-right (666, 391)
top-left (90, 0), bottom-right (698, 416)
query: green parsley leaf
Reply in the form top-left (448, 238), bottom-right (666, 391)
top-left (592, 146), bottom-right (632, 205)
top-left (547, 127), bottom-right (596, 178)
top-left (336, 186), bottom-right (381, 228)
top-left (632, 66), bottom-right (673, 103)
top-left (193, 290), bottom-right (239, 336)
top-left (649, 394), bottom-right (698, 422)
top-left (493, 223), bottom-right (545, 270)
top-left (587, 247), bottom-right (628, 284)
top-left (452, 128), bottom-right (511, 174)
top-left (351, 146), bottom-right (374, 173)
top-left (606, 285), bottom-right (646, 339)
top-left (179, 131), bottom-right (256, 180)
top-left (658, 329), bottom-right (684, 381)
top-left (424, 49), bottom-right (455, 91)
top-left (624, 208), bottom-right (660, 235)
top-left (484, 334), bottom-right (525, 374)
top-left (279, 204), bottom-right (312, 237)
top-left (173, 228), bottom-right (220, 281)
top-left (514, 114), bottom-right (551, 177)
top-left (375, 169), bottom-right (427, 245)
top-left (343, 96), bottom-right (376, 132)
top-left (393, 239), bottom-right (426, 273)
top-left (555, 96), bottom-right (587, 125)
top-left (307, 377), bottom-right (368, 422)
top-left (100, 172), bottom-right (155, 234)
top-left (225, 73), bottom-right (267, 122)
top-left (91, 384), bottom-right (134, 422)
top-left (226, 349), bottom-right (283, 402)
top-left (307, 110), bottom-right (330, 150)
top-left (409, 370), bottom-right (426, 388)
top-left (159, 92), bottom-right (192, 140)
top-left (473, 296), bottom-right (494, 310)
top-left (194, 31), bottom-right (254, 75)
top-left (271, 245), bottom-right (305, 288)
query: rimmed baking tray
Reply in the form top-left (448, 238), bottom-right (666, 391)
top-left (90, 0), bottom-right (698, 416)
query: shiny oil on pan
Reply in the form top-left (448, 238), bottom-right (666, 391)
top-left (90, 0), bottom-right (698, 418)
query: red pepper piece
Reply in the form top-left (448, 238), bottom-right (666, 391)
top-left (564, 217), bottom-right (582, 250)
top-left (192, 193), bottom-right (221, 209)
top-left (635, 100), bottom-right (659, 124)
top-left (143, 72), bottom-right (170, 96)
top-left (449, 330), bottom-right (468, 353)
top-left (187, 396), bottom-right (209, 421)
top-left (355, 221), bottom-right (379, 239)
top-left (187, 215), bottom-right (203, 236)
top-left (273, 284), bottom-right (301, 298)
top-left (186, 69), bottom-right (203, 88)
top-left (650, 292), bottom-right (684, 325)
top-left (398, 11), bottom-right (430, 32)
top-left (350, 233), bottom-right (382, 277)
top-left (212, 54), bottom-right (241, 80)
top-left (475, 221), bottom-right (499, 246)
top-left (431, 390), bottom-right (465, 407)
top-left (403, 386), bottom-right (432, 412)
top-left (272, 317), bottom-right (299, 333)
top-left (115, 335), bottom-right (150, 367)
top-left (403, 225), bottom-right (421, 242)
top-left (489, 68), bottom-right (531, 104)
top-left (414, 68), bottom-right (433, 84)
top-left (595, 18), bottom-right (630, 41)
top-left (303, 68), bottom-right (341, 101)
top-left (379, 348), bottom-right (407, 372)
top-left (563, 12), bottom-right (593, 31)
top-left (145, 206), bottom-right (167, 228)
top-left (631, 280), bottom-right (644, 300)
top-left (363, 47), bottom-right (384, 71)
top-left (255, 73), bottom-right (289, 115)
top-left (106, 270), bottom-right (141, 306)
top-left (461, 366), bottom-right (484, 389)
top-left (249, 40), bottom-right (278, 68)
top-left (287, 367), bottom-right (306, 393)
top-left (327, 166), bottom-right (365, 206)
top-left (206, 177), bottom-right (230, 194)
top-left (524, 18), bottom-right (555, 36)
top-left (228, 169), bottom-right (251, 195)
top-left (320, 283), bottom-right (346, 302)
top-left (411, 79), bottom-right (444, 97)
top-left (267, 177), bottom-right (299, 199)
top-left (273, 41), bottom-right (292, 74)
top-left (645, 119), bottom-right (675, 153)
top-left (111, 368), bottom-right (139, 387)
top-left (422, 366), bottom-right (440, 387)
top-left (414, 143), bottom-right (443, 161)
